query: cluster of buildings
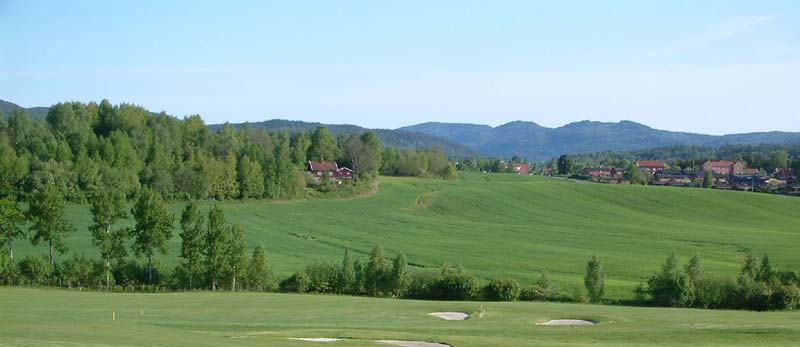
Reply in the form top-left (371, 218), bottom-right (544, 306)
top-left (581, 160), bottom-right (798, 193)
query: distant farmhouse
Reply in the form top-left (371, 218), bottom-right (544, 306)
top-left (513, 163), bottom-right (529, 175)
top-left (308, 161), bottom-right (353, 180)
top-left (636, 160), bottom-right (666, 175)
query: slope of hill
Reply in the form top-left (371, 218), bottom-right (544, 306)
top-left (14, 172), bottom-right (800, 299)
top-left (400, 120), bottom-right (800, 160)
top-left (0, 99), bottom-right (48, 120)
top-left (212, 119), bottom-right (481, 157)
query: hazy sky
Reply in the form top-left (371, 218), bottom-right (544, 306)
top-left (1, 1), bottom-right (799, 134)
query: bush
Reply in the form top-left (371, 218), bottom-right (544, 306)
top-left (521, 274), bottom-right (555, 301)
top-left (430, 273), bottom-right (479, 301)
top-left (0, 249), bottom-right (19, 285)
top-left (280, 271), bottom-right (310, 293)
top-left (484, 278), bottom-right (521, 301)
top-left (62, 253), bottom-right (98, 289)
top-left (19, 254), bottom-right (53, 286)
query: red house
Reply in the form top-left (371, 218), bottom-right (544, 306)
top-left (513, 163), bottom-right (529, 175)
top-left (308, 161), bottom-right (353, 179)
top-left (636, 160), bottom-right (667, 174)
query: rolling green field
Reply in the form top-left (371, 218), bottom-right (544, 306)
top-left (1, 287), bottom-right (799, 347)
top-left (13, 172), bottom-right (800, 298)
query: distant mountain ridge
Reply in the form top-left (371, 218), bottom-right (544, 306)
top-left (0, 100), bottom-right (49, 120)
top-left (400, 121), bottom-right (800, 161)
top-left (210, 119), bottom-right (481, 157)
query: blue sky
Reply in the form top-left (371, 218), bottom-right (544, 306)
top-left (1, 1), bottom-right (798, 134)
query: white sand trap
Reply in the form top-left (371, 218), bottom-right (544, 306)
top-left (537, 319), bottom-right (595, 326)
top-left (290, 338), bottom-right (343, 342)
top-left (429, 312), bottom-right (469, 320)
top-left (377, 340), bottom-right (450, 347)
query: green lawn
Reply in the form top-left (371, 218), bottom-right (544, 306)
top-left (1, 287), bottom-right (799, 347)
top-left (13, 172), bottom-right (800, 298)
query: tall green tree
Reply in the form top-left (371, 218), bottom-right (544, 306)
top-left (584, 256), bottom-right (605, 304)
top-left (337, 248), bottom-right (356, 294)
top-left (0, 198), bottom-right (25, 261)
top-left (0, 139), bottom-right (29, 199)
top-left (684, 253), bottom-right (703, 285)
top-left (308, 126), bottom-right (338, 161)
top-left (647, 252), bottom-right (695, 307)
top-left (227, 223), bottom-right (248, 291)
top-left (557, 154), bottom-right (572, 175)
top-left (179, 202), bottom-right (205, 290)
top-left (27, 185), bottom-right (74, 267)
top-left (130, 189), bottom-right (175, 285)
top-left (365, 244), bottom-right (388, 296)
top-left (237, 155), bottom-right (264, 199)
top-left (205, 205), bottom-right (229, 291)
top-left (703, 170), bottom-right (714, 188)
top-left (247, 243), bottom-right (270, 291)
top-left (388, 253), bottom-right (409, 297)
top-left (89, 189), bottom-right (128, 290)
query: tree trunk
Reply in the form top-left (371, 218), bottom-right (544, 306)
top-left (7, 239), bottom-right (12, 261)
top-left (211, 277), bottom-right (217, 291)
top-left (49, 240), bottom-right (54, 267)
top-left (189, 274), bottom-right (193, 290)
top-left (105, 258), bottom-right (111, 291)
top-left (148, 253), bottom-right (153, 285)
top-left (231, 266), bottom-right (236, 292)
top-left (105, 224), bottom-right (111, 290)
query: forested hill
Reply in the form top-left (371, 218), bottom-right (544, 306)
top-left (0, 100), bottom-right (49, 121)
top-left (210, 119), bottom-right (481, 158)
top-left (400, 121), bottom-right (800, 161)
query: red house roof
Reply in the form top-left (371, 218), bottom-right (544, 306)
top-left (636, 160), bottom-right (666, 168)
top-left (702, 160), bottom-right (735, 167)
top-left (308, 161), bottom-right (338, 171)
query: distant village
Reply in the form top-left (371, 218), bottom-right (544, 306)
top-left (505, 160), bottom-right (799, 195)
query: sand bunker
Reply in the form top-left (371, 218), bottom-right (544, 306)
top-left (429, 312), bottom-right (469, 320)
top-left (377, 340), bottom-right (450, 347)
top-left (290, 338), bottom-right (343, 342)
top-left (537, 319), bottom-right (595, 326)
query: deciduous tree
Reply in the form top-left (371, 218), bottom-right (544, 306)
top-left (89, 189), bottom-right (128, 290)
top-left (130, 189), bottom-right (174, 285)
top-left (27, 185), bottom-right (74, 267)
top-left (179, 202), bottom-right (205, 289)
top-left (584, 256), bottom-right (605, 303)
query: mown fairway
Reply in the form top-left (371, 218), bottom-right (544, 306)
top-left (13, 172), bottom-right (800, 298)
top-left (1, 287), bottom-right (799, 347)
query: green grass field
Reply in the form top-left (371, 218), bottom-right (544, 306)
top-left (13, 172), bottom-right (800, 298)
top-left (1, 287), bottom-right (799, 347)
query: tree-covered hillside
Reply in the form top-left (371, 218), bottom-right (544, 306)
top-left (0, 100), bottom-right (389, 203)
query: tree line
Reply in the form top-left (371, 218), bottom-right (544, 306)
top-left (0, 192), bottom-right (270, 291)
top-left (0, 100), bottom-right (384, 205)
top-left (549, 144), bottom-right (800, 175)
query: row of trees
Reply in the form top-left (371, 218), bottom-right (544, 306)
top-left (638, 253), bottom-right (800, 310)
top-left (381, 148), bottom-right (458, 179)
top-left (0, 184), bottom-right (271, 291)
top-left (0, 101), bottom-right (382, 204)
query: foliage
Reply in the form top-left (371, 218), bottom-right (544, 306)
top-left (130, 189), bottom-right (175, 284)
top-left (179, 202), bottom-right (205, 289)
top-left (485, 278), bottom-right (521, 301)
top-left (26, 185), bottom-right (74, 265)
top-left (18, 254), bottom-right (53, 285)
top-left (584, 256), bottom-right (605, 303)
